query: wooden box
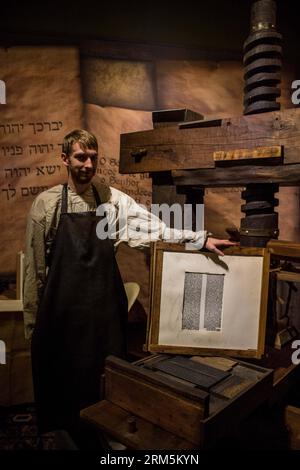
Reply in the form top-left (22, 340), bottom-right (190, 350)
top-left (95, 353), bottom-right (273, 448)
top-left (80, 241), bottom-right (300, 449)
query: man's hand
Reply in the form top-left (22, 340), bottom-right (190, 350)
top-left (205, 237), bottom-right (238, 256)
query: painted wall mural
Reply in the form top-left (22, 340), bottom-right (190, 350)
top-left (0, 46), bottom-right (84, 272)
top-left (0, 42), bottom-right (298, 317)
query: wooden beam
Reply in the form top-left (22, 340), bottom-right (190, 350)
top-left (267, 239), bottom-right (300, 258)
top-left (0, 300), bottom-right (23, 312)
top-left (276, 271), bottom-right (300, 283)
top-left (213, 145), bottom-right (282, 162)
top-left (172, 164), bottom-right (300, 187)
top-left (284, 406), bottom-right (300, 450)
top-left (119, 107), bottom-right (300, 174)
top-left (152, 108), bottom-right (204, 128)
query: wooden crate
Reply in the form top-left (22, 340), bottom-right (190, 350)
top-left (104, 355), bottom-right (209, 445)
top-left (81, 353), bottom-right (273, 448)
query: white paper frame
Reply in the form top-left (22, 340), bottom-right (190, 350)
top-left (148, 244), bottom-right (270, 358)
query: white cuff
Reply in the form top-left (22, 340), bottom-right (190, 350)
top-left (187, 230), bottom-right (207, 250)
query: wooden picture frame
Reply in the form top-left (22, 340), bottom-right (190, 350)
top-left (146, 242), bottom-right (270, 359)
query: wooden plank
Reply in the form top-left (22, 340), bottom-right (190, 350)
top-left (190, 355), bottom-right (238, 371)
top-left (284, 405), bottom-right (300, 450)
top-left (257, 248), bottom-right (270, 359)
top-left (267, 239), bottom-right (300, 258)
top-left (154, 359), bottom-right (228, 390)
top-left (276, 271), bottom-right (300, 283)
top-left (148, 344), bottom-right (261, 359)
top-left (179, 118), bottom-right (222, 129)
top-left (105, 365), bottom-right (207, 444)
top-left (105, 355), bottom-right (208, 402)
top-left (119, 107), bottom-right (300, 174)
top-left (211, 375), bottom-right (253, 399)
top-left (80, 400), bottom-right (195, 450)
top-left (167, 356), bottom-right (230, 381)
top-left (200, 366), bottom-right (273, 448)
top-left (144, 243), bottom-right (156, 352)
top-left (152, 241), bottom-right (265, 257)
top-left (150, 248), bottom-right (163, 347)
top-left (172, 164), bottom-right (300, 187)
top-left (213, 246), bottom-right (265, 257)
top-left (139, 355), bottom-right (199, 389)
top-left (153, 369), bottom-right (197, 388)
top-left (213, 145), bottom-right (282, 162)
top-left (0, 300), bottom-right (23, 312)
top-left (141, 354), bottom-right (171, 370)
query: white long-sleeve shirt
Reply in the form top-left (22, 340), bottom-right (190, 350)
top-left (23, 178), bottom-right (206, 340)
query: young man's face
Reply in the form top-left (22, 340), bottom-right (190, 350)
top-left (63, 142), bottom-right (98, 184)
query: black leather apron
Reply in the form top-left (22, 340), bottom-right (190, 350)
top-left (31, 184), bottom-right (128, 433)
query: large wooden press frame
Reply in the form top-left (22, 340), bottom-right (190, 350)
top-left (147, 242), bottom-right (270, 359)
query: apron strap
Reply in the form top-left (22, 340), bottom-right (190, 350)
top-left (91, 184), bottom-right (102, 206)
top-left (61, 183), bottom-right (102, 213)
top-left (61, 183), bottom-right (68, 214)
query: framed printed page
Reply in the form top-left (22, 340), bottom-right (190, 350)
top-left (147, 242), bottom-right (270, 359)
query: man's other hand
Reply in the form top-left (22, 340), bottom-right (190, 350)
top-left (205, 237), bottom-right (238, 256)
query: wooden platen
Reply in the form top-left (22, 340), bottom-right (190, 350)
top-left (144, 355), bottom-right (230, 390)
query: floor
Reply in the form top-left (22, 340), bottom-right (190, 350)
top-left (0, 402), bottom-right (126, 451)
top-left (0, 403), bottom-right (55, 450)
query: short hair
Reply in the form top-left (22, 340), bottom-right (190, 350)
top-left (62, 129), bottom-right (98, 156)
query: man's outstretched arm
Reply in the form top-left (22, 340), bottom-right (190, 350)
top-left (114, 191), bottom-right (237, 253)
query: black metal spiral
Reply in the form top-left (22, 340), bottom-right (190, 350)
top-left (240, 184), bottom-right (279, 247)
top-left (240, 0), bottom-right (281, 247)
top-left (243, 0), bottom-right (282, 115)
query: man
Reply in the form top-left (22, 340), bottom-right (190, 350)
top-left (24, 129), bottom-right (235, 440)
